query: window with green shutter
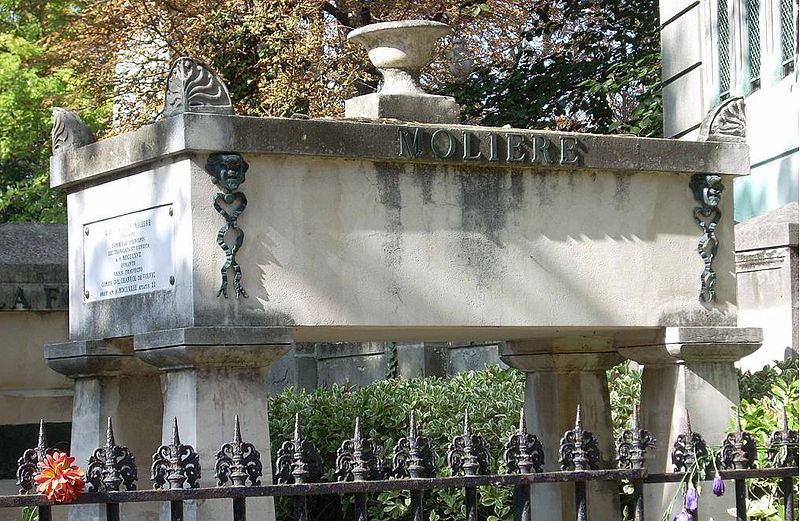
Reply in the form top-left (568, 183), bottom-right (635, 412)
top-left (746, 0), bottom-right (762, 90)
top-left (780, 0), bottom-right (795, 76)
top-left (719, 0), bottom-right (731, 98)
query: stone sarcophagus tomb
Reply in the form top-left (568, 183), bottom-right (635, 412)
top-left (44, 21), bottom-right (761, 521)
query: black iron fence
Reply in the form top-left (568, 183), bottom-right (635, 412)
top-left (1, 405), bottom-right (797, 521)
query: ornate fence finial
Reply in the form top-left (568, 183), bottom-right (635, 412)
top-left (275, 413), bottom-right (323, 484)
top-left (392, 410), bottom-right (437, 479)
top-left (205, 153), bottom-right (250, 298)
top-left (671, 410), bottom-right (709, 472)
top-left (215, 415), bottom-right (263, 487)
top-left (504, 408), bottom-right (545, 473)
top-left (721, 409), bottom-right (757, 470)
top-left (767, 406), bottom-right (798, 467)
top-left (616, 404), bottom-right (656, 469)
top-left (698, 97), bottom-right (746, 142)
top-left (51, 107), bottom-right (96, 155)
top-left (335, 417), bottom-right (384, 481)
top-left (559, 405), bottom-right (601, 471)
top-left (448, 409), bottom-right (491, 476)
top-left (690, 173), bottom-right (724, 302)
top-left (163, 57), bottom-right (234, 118)
top-left (16, 419), bottom-right (53, 494)
top-left (151, 417), bottom-right (201, 489)
top-left (87, 417), bottom-right (138, 491)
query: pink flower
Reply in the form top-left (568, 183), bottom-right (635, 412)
top-left (34, 451), bottom-right (85, 504)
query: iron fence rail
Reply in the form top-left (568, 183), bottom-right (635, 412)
top-left (1, 468), bottom-right (797, 519)
top-left (2, 404), bottom-right (797, 521)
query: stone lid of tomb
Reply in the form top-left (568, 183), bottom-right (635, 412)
top-left (0, 223), bottom-right (68, 283)
top-left (49, 114), bottom-right (752, 191)
top-left (735, 202), bottom-right (798, 252)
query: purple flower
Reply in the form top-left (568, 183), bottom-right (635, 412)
top-left (684, 482), bottom-right (699, 514)
top-left (712, 473), bottom-right (725, 497)
top-left (672, 510), bottom-right (694, 521)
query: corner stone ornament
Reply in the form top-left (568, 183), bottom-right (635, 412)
top-left (205, 153), bottom-right (250, 298)
top-left (698, 98), bottom-right (746, 142)
top-left (163, 56), bottom-right (234, 117)
top-left (51, 107), bottom-right (96, 154)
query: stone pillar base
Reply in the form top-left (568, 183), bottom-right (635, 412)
top-left (617, 327), bottom-right (762, 521)
top-left (45, 338), bottom-right (162, 521)
top-left (501, 337), bottom-right (623, 521)
top-left (135, 327), bottom-right (292, 521)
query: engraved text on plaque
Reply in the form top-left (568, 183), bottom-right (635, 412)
top-left (83, 205), bottom-right (175, 302)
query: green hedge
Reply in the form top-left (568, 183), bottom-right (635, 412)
top-left (268, 360), bottom-right (798, 521)
top-left (268, 366), bottom-right (525, 521)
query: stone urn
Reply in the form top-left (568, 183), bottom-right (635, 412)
top-left (348, 20), bottom-right (451, 95)
top-left (345, 20), bottom-right (460, 123)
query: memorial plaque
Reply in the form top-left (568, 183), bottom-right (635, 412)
top-left (83, 205), bottom-right (175, 302)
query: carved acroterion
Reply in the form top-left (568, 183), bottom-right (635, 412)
top-left (51, 108), bottom-right (96, 154)
top-left (163, 57), bottom-right (234, 117)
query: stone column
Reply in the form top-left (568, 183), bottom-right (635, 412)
top-left (501, 337), bottom-right (624, 521)
top-left (45, 338), bottom-right (162, 521)
top-left (617, 327), bottom-right (762, 521)
top-left (134, 327), bottom-right (292, 521)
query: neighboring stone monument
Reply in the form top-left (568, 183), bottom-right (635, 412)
top-left (735, 202), bottom-right (798, 369)
top-left (46, 21), bottom-right (760, 521)
top-left (0, 224), bottom-right (71, 506)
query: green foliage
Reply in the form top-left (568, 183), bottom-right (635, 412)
top-left (607, 362), bottom-right (642, 438)
top-left (0, 0), bottom-right (109, 223)
top-left (14, 506), bottom-right (38, 521)
top-left (443, 0), bottom-right (662, 135)
top-left (268, 366), bottom-right (524, 521)
top-left (737, 357), bottom-right (799, 521)
top-left (739, 353), bottom-right (799, 402)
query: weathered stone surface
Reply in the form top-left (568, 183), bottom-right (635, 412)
top-left (616, 326), bottom-right (761, 521)
top-left (345, 93), bottom-right (460, 123)
top-left (444, 342), bottom-right (505, 374)
top-left (133, 327), bottom-right (282, 521)
top-left (735, 203), bottom-right (799, 368)
top-left (134, 327), bottom-right (292, 368)
top-left (50, 114), bottom-right (750, 191)
top-left (44, 337), bottom-right (161, 521)
top-left (502, 341), bottom-right (622, 521)
top-left (0, 225), bottom-right (67, 282)
top-left (735, 202), bottom-right (798, 251)
top-left (315, 342), bottom-right (387, 388)
top-left (63, 145), bottom-right (742, 341)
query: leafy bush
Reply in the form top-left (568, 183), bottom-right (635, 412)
top-left (607, 362), bottom-right (642, 438)
top-left (268, 366), bottom-right (524, 521)
top-left (267, 358), bottom-right (796, 521)
top-left (737, 355), bottom-right (799, 521)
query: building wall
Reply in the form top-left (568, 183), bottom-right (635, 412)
top-left (660, 0), bottom-right (798, 221)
